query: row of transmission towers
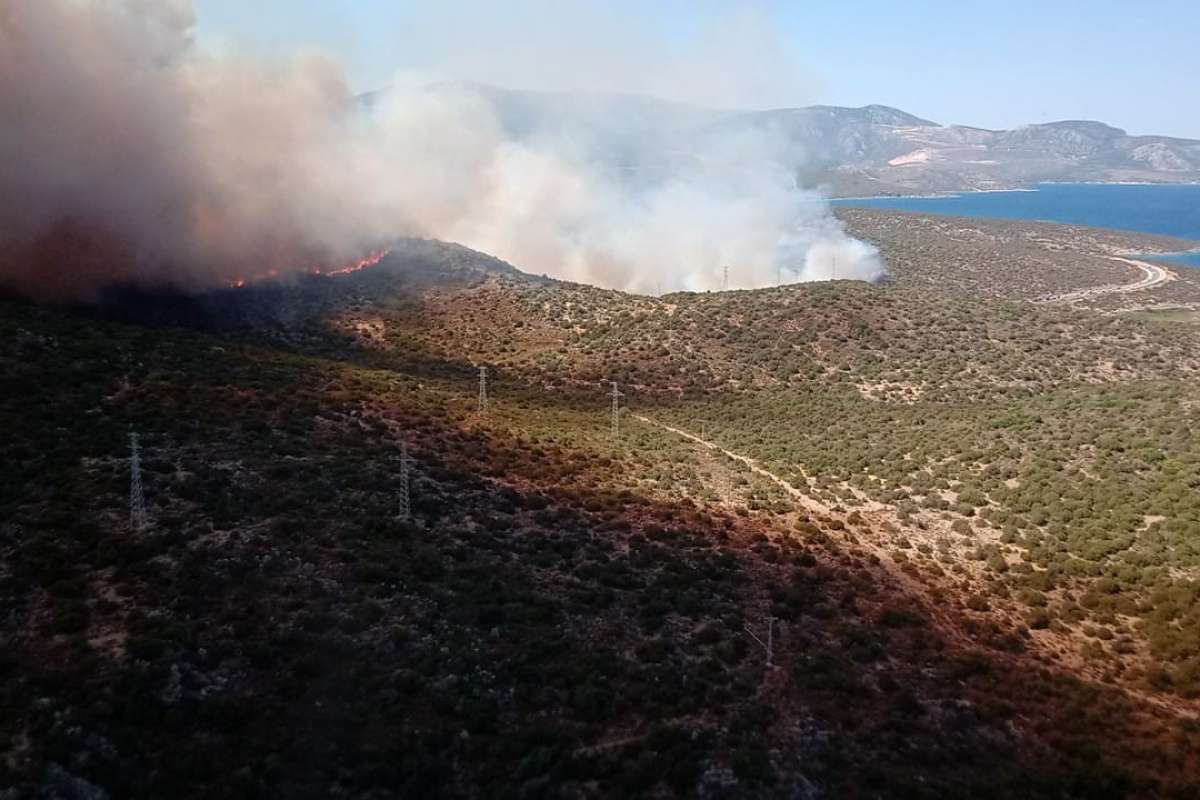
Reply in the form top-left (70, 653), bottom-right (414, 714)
top-left (719, 260), bottom-right (842, 290)
top-left (123, 361), bottom-right (776, 663)
top-left (390, 369), bottom-right (625, 526)
top-left (121, 368), bottom-right (619, 531)
top-left (124, 428), bottom-right (423, 531)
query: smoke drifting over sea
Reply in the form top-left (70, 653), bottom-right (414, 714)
top-left (0, 0), bottom-right (884, 300)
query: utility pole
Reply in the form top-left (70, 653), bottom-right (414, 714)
top-left (609, 381), bottom-right (624, 440)
top-left (396, 442), bottom-right (412, 522)
top-left (478, 365), bottom-right (489, 417)
top-left (744, 614), bottom-right (775, 667)
top-left (129, 432), bottom-right (147, 531)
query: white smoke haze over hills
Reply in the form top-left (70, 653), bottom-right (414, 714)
top-left (0, 0), bottom-right (884, 300)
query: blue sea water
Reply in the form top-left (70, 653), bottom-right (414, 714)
top-left (833, 183), bottom-right (1200, 267)
top-left (1151, 251), bottom-right (1200, 268)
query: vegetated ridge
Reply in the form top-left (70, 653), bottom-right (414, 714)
top-left (3, 212), bottom-right (1200, 798)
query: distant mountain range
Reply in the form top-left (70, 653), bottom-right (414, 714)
top-left (776, 108), bottom-right (1200, 195)
top-left (366, 84), bottom-right (1200, 196)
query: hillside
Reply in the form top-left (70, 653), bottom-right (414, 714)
top-left (800, 116), bottom-right (1200, 195)
top-left (402, 85), bottom-right (1200, 195)
top-left (4, 212), bottom-right (1200, 798)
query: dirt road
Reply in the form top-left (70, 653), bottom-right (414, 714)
top-left (632, 414), bottom-right (833, 518)
top-left (1040, 256), bottom-right (1173, 303)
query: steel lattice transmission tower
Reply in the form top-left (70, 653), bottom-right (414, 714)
top-left (609, 381), bottom-right (625, 439)
top-left (744, 614), bottom-right (775, 668)
top-left (718, 463), bottom-right (731, 503)
top-left (129, 432), bottom-right (148, 531)
top-left (396, 442), bottom-right (413, 522)
top-left (722, 264), bottom-right (729, 291)
top-left (478, 366), bottom-right (489, 417)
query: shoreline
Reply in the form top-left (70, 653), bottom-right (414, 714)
top-left (830, 180), bottom-right (1200, 203)
top-left (830, 187), bottom-right (1037, 201)
top-left (838, 201), bottom-right (1200, 307)
top-left (1142, 250), bottom-right (1200, 269)
top-left (831, 183), bottom-right (1200, 247)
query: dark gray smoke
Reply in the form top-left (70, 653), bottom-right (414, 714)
top-left (0, 0), bottom-right (883, 299)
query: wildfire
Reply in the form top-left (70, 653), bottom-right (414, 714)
top-left (319, 248), bottom-right (392, 276)
top-left (226, 248), bottom-right (391, 289)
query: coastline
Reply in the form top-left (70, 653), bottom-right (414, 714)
top-left (838, 204), bottom-right (1200, 311)
top-left (830, 180), bottom-right (1200, 202)
top-left (829, 183), bottom-right (1200, 246)
top-left (830, 187), bottom-right (1036, 201)
top-left (1039, 180), bottom-right (1200, 186)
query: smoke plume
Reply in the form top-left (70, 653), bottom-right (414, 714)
top-left (0, 0), bottom-right (884, 300)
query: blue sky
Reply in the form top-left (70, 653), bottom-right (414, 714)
top-left (194, 0), bottom-right (1200, 138)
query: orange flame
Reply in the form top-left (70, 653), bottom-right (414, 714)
top-left (226, 248), bottom-right (391, 289)
top-left (318, 248), bottom-right (391, 276)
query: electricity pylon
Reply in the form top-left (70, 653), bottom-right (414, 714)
top-left (396, 442), bottom-right (413, 522)
top-left (129, 432), bottom-right (147, 531)
top-left (610, 381), bottom-right (624, 439)
top-left (744, 614), bottom-right (775, 667)
top-left (722, 264), bottom-right (729, 291)
top-left (478, 366), bottom-right (488, 417)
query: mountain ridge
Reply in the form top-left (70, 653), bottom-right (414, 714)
top-left (362, 84), bottom-right (1200, 196)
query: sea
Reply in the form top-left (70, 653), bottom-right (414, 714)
top-left (832, 183), bottom-right (1200, 267)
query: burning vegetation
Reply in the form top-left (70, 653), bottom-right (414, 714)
top-left (227, 249), bottom-right (393, 289)
top-left (2, 0), bottom-right (883, 303)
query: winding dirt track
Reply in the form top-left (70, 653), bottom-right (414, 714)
top-left (632, 414), bottom-right (832, 517)
top-left (1041, 256), bottom-right (1173, 303)
top-left (633, 413), bottom-right (1200, 718)
top-left (633, 413), bottom-right (992, 656)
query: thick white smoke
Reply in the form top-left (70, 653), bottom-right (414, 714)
top-left (0, 0), bottom-right (884, 299)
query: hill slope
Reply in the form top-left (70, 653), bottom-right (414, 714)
top-left (4, 224), bottom-right (1200, 797)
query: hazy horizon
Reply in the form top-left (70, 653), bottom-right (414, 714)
top-left (194, 0), bottom-right (1200, 140)
top-left (360, 80), bottom-right (1192, 138)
